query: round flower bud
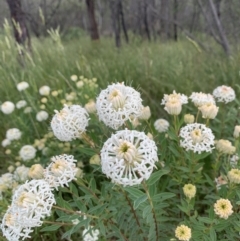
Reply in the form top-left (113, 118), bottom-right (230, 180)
top-left (164, 99), bottom-right (182, 115)
top-left (214, 198), bottom-right (233, 219)
top-left (70, 75), bottom-right (78, 82)
top-left (76, 81), bottom-right (84, 88)
top-left (198, 103), bottom-right (219, 119)
top-left (28, 164), bottom-right (44, 179)
top-left (184, 114), bottom-right (194, 124)
top-left (183, 184), bottom-right (196, 199)
top-left (39, 85), bottom-right (51, 96)
top-left (227, 168), bottom-right (240, 184)
top-left (36, 111), bottom-right (49, 122)
top-left (19, 145), bottom-right (37, 161)
top-left (233, 125), bottom-right (240, 139)
top-left (215, 139), bottom-right (236, 155)
top-left (2, 139), bottom-right (11, 147)
top-left (51, 91), bottom-right (58, 97)
top-left (139, 106), bottom-right (151, 121)
top-left (16, 81), bottom-right (29, 91)
top-left (175, 225), bottom-right (191, 241)
top-left (90, 154), bottom-right (101, 165)
top-left (85, 100), bottom-right (96, 114)
top-left (75, 168), bottom-right (84, 178)
top-left (1, 101), bottom-right (15, 114)
top-left (24, 106), bottom-right (32, 113)
top-left (154, 119), bottom-right (169, 133)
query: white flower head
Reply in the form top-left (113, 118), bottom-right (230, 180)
top-left (13, 180), bottom-right (55, 226)
top-left (198, 103), bottom-right (219, 119)
top-left (189, 92), bottom-right (215, 107)
top-left (44, 154), bottom-right (77, 189)
top-left (1, 206), bottom-right (34, 241)
top-left (154, 118), bottom-right (169, 133)
top-left (16, 100), bottom-right (27, 109)
top-left (0, 173), bottom-right (14, 192)
top-left (214, 198), bottom-right (233, 219)
top-left (100, 129), bottom-right (158, 186)
top-left (213, 85), bottom-right (235, 103)
top-left (161, 90), bottom-right (188, 105)
top-left (82, 226), bottom-right (100, 241)
top-left (164, 99), bottom-right (182, 115)
top-left (14, 165), bottom-right (30, 182)
top-left (233, 125), bottom-right (240, 139)
top-left (19, 145), bottom-right (37, 161)
top-left (39, 85), bottom-right (51, 96)
top-left (227, 168), bottom-right (240, 184)
top-left (51, 105), bottom-right (89, 141)
top-left (6, 128), bottom-right (22, 141)
top-left (215, 139), bottom-right (236, 155)
top-left (2, 139), bottom-right (11, 147)
top-left (36, 110), bottom-right (49, 122)
top-left (1, 101), bottom-right (15, 114)
top-left (96, 83), bottom-right (143, 130)
top-left (28, 164), bottom-right (44, 179)
top-left (179, 123), bottom-right (215, 154)
top-left (230, 154), bottom-right (239, 168)
top-left (17, 82), bottom-right (29, 91)
top-left (175, 224), bottom-right (191, 241)
top-left (183, 184), bottom-right (196, 199)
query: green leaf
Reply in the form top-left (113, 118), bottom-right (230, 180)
top-left (198, 217), bottom-right (213, 224)
top-left (209, 227), bottom-right (217, 241)
top-left (152, 192), bottom-right (176, 202)
top-left (124, 187), bottom-right (145, 199)
top-left (146, 168), bottom-right (170, 186)
top-left (143, 205), bottom-right (152, 219)
top-left (133, 194), bottom-right (148, 210)
top-left (40, 224), bottom-right (62, 232)
top-left (79, 147), bottom-right (96, 156)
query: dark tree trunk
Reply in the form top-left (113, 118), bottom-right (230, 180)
top-left (86, 0), bottom-right (100, 40)
top-left (110, 0), bottom-right (121, 48)
top-left (143, 0), bottom-right (151, 41)
top-left (6, 0), bottom-right (31, 48)
top-left (173, 0), bottom-right (178, 41)
top-left (119, 0), bottom-right (128, 43)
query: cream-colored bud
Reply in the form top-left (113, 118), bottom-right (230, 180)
top-left (147, 132), bottom-right (153, 140)
top-left (184, 114), bottom-right (195, 124)
top-left (233, 125), bottom-right (240, 138)
top-left (164, 99), bottom-right (182, 115)
top-left (85, 100), bottom-right (96, 114)
top-left (90, 154), bottom-right (101, 165)
top-left (28, 164), bottom-right (44, 179)
top-left (41, 97), bottom-right (48, 103)
top-left (7, 165), bottom-right (15, 173)
top-left (15, 161), bottom-right (21, 166)
top-left (139, 106), bottom-right (151, 120)
top-left (5, 149), bottom-right (11, 155)
top-left (51, 91), bottom-right (58, 97)
top-left (216, 139), bottom-right (236, 155)
top-left (75, 168), bottom-right (84, 178)
top-left (183, 184), bottom-right (196, 199)
top-left (198, 103), bottom-right (219, 119)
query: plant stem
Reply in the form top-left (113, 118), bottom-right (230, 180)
top-left (142, 181), bottom-right (159, 240)
top-left (43, 220), bottom-right (73, 226)
top-left (121, 188), bottom-right (147, 241)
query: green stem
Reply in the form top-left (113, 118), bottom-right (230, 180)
top-left (142, 181), bottom-right (159, 240)
top-left (43, 220), bottom-right (73, 226)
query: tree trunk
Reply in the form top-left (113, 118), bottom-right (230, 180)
top-left (110, 0), bottom-right (121, 47)
top-left (6, 0), bottom-right (31, 48)
top-left (86, 0), bottom-right (100, 40)
top-left (143, 0), bottom-right (151, 41)
top-left (208, 0), bottom-right (230, 55)
top-left (173, 0), bottom-right (178, 41)
top-left (119, 0), bottom-right (128, 43)
top-left (214, 0), bottom-right (222, 18)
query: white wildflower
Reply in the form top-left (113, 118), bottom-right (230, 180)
top-left (14, 165), bottom-right (30, 182)
top-left (36, 110), bottom-right (49, 122)
top-left (214, 198), bottom-right (233, 219)
top-left (1, 101), bottom-right (15, 114)
top-left (71, 75), bottom-right (78, 81)
top-left (6, 128), bottom-right (22, 141)
top-left (19, 145), bottom-right (37, 161)
top-left (213, 85), bottom-right (235, 103)
top-left (39, 86), bottom-right (51, 96)
top-left (17, 81), bottom-right (29, 91)
top-left (189, 92), bottom-right (215, 107)
top-left (101, 129), bottom-right (158, 186)
top-left (82, 226), bottom-right (100, 241)
top-left (154, 119), bottom-right (169, 133)
top-left (96, 83), bottom-right (143, 130)
top-left (175, 225), bottom-right (191, 241)
top-left (198, 103), bottom-right (219, 119)
top-left (2, 139), bottom-right (11, 147)
top-left (179, 123), bottom-right (215, 154)
top-left (51, 105), bottom-right (89, 141)
top-left (16, 100), bottom-right (27, 109)
top-left (215, 139), bottom-right (236, 155)
top-left (161, 90), bottom-right (188, 105)
top-left (44, 154), bottom-right (77, 189)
